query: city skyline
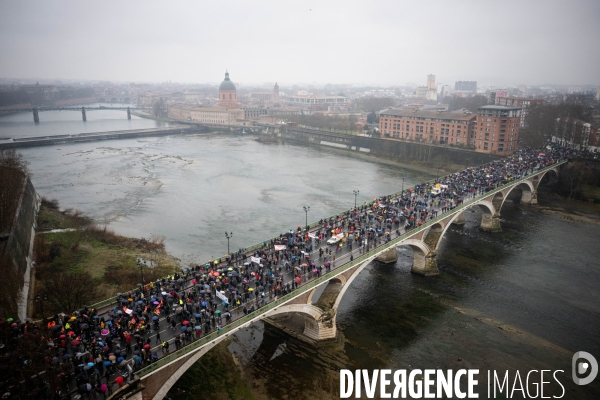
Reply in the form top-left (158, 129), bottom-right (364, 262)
top-left (1, 0), bottom-right (599, 86)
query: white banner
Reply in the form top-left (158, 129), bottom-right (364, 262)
top-left (251, 256), bottom-right (262, 264)
top-left (216, 291), bottom-right (229, 304)
top-left (308, 233), bottom-right (318, 239)
top-left (274, 245), bottom-right (286, 251)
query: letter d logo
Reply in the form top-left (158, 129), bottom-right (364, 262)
top-left (572, 351), bottom-right (598, 385)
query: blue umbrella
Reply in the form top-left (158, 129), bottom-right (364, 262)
top-left (180, 326), bottom-right (187, 331)
top-left (150, 297), bottom-right (157, 302)
top-left (62, 354), bottom-right (71, 360)
top-left (87, 362), bottom-right (94, 367)
top-left (194, 314), bottom-right (201, 318)
top-left (137, 300), bottom-right (143, 305)
top-left (103, 361), bottom-right (111, 366)
top-left (117, 357), bottom-right (124, 362)
top-left (152, 316), bottom-right (158, 321)
top-left (194, 326), bottom-right (201, 330)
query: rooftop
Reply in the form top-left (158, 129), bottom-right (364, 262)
top-left (380, 109), bottom-right (476, 121)
top-left (478, 105), bottom-right (522, 111)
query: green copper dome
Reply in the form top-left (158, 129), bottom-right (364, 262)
top-left (219, 71), bottom-right (236, 91)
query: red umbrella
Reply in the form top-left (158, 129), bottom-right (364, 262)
top-left (294, 277), bottom-right (301, 284)
top-left (143, 343), bottom-right (150, 350)
top-left (182, 320), bottom-right (190, 325)
top-left (115, 376), bottom-right (124, 385)
top-left (71, 340), bottom-right (80, 346)
top-left (59, 334), bottom-right (66, 339)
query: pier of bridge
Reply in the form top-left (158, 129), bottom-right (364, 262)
top-left (104, 162), bottom-right (563, 400)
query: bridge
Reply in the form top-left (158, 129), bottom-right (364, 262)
top-left (2, 106), bottom-right (152, 123)
top-left (101, 161), bottom-right (563, 400)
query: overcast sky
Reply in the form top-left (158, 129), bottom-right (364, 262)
top-left (1, 0), bottom-right (599, 87)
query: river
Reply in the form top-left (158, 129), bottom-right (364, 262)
top-left (5, 113), bottom-right (599, 398)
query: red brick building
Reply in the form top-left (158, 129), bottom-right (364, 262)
top-left (495, 96), bottom-right (543, 127)
top-left (378, 105), bottom-right (522, 156)
top-left (378, 109), bottom-right (476, 145)
top-left (474, 105), bottom-right (521, 155)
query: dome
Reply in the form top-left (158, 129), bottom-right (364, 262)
top-left (219, 71), bottom-right (236, 91)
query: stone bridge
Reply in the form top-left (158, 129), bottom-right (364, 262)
top-left (109, 162), bottom-right (563, 400)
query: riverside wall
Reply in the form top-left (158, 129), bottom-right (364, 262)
top-left (281, 127), bottom-right (498, 168)
top-left (0, 168), bottom-right (39, 319)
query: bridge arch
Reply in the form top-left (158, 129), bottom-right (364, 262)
top-left (98, 97), bottom-right (106, 103)
top-left (500, 180), bottom-right (535, 209)
top-left (264, 303), bottom-right (324, 321)
top-left (537, 166), bottom-right (560, 184)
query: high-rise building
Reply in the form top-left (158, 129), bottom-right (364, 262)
top-left (454, 81), bottom-right (477, 92)
top-left (474, 105), bottom-right (521, 155)
top-left (426, 74), bottom-right (436, 100)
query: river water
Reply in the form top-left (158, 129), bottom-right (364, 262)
top-left (5, 114), bottom-right (599, 398)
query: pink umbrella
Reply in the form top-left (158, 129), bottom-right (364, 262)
top-left (101, 329), bottom-right (109, 335)
top-left (153, 301), bottom-right (159, 305)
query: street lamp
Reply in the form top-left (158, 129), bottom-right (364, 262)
top-left (137, 258), bottom-right (145, 286)
top-left (353, 190), bottom-right (359, 209)
top-left (225, 232), bottom-right (233, 254)
top-left (35, 294), bottom-right (48, 321)
top-left (436, 165), bottom-right (442, 181)
top-left (401, 177), bottom-right (405, 195)
top-left (303, 206), bottom-right (310, 230)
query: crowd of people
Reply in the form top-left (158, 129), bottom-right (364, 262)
top-left (0, 143), bottom-right (575, 399)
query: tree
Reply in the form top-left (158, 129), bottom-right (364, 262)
top-left (442, 95), bottom-right (488, 113)
top-left (367, 111), bottom-right (379, 124)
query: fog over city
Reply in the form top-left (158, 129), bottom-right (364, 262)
top-left (1, 0), bottom-right (599, 86)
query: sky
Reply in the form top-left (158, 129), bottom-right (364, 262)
top-left (1, 0), bottom-right (599, 87)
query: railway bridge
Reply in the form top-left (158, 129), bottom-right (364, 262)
top-left (107, 162), bottom-right (563, 400)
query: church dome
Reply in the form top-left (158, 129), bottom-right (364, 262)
top-left (219, 71), bottom-right (236, 91)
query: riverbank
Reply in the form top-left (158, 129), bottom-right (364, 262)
top-left (536, 188), bottom-right (600, 225)
top-left (31, 198), bottom-right (181, 318)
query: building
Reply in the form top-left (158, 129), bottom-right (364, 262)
top-left (250, 82), bottom-right (280, 103)
top-left (190, 107), bottom-right (244, 125)
top-left (455, 81), bottom-right (477, 92)
top-left (282, 93), bottom-right (348, 112)
top-left (216, 71), bottom-right (243, 108)
top-left (495, 96), bottom-right (544, 127)
top-left (415, 75), bottom-right (437, 101)
top-left (553, 117), bottom-right (599, 151)
top-left (474, 105), bottom-right (521, 155)
top-left (378, 109), bottom-right (476, 145)
top-left (166, 103), bottom-right (196, 120)
top-left (242, 107), bottom-right (268, 119)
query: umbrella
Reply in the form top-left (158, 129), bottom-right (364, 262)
top-left (195, 314), bottom-right (201, 318)
top-left (87, 362), bottom-right (94, 367)
top-left (101, 329), bottom-right (109, 335)
top-left (194, 326), bottom-right (201, 330)
top-left (103, 361), bottom-right (111, 366)
top-left (248, 288), bottom-right (254, 291)
top-left (153, 301), bottom-right (159, 305)
top-left (228, 267), bottom-right (233, 271)
top-left (295, 277), bottom-right (301, 284)
top-left (6, 318), bottom-right (13, 322)
top-left (80, 323), bottom-right (89, 329)
top-left (59, 334), bottom-right (66, 339)
top-left (152, 316), bottom-right (158, 321)
top-left (109, 355), bottom-right (116, 361)
top-left (143, 343), bottom-right (150, 350)
top-left (301, 263), bottom-right (308, 267)
top-left (62, 354), bottom-right (71, 360)
top-left (83, 365), bottom-right (91, 371)
top-left (215, 310), bottom-right (221, 315)
top-left (117, 357), bottom-right (124, 362)
top-left (71, 340), bottom-right (80, 346)
top-left (161, 291), bottom-right (167, 295)
top-left (115, 376), bottom-right (124, 385)
top-left (180, 326), bottom-right (187, 332)
top-left (182, 320), bottom-right (189, 325)
top-left (119, 360), bottom-right (128, 367)
top-left (134, 356), bottom-right (142, 363)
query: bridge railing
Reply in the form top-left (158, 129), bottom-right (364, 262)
top-left (88, 159), bottom-right (563, 312)
top-left (133, 161), bottom-right (565, 378)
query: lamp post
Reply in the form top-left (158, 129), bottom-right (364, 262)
top-left (436, 165), bottom-right (442, 181)
top-left (401, 177), bottom-right (405, 195)
top-left (137, 258), bottom-right (145, 286)
top-left (353, 190), bottom-right (359, 209)
top-left (225, 232), bottom-right (233, 254)
top-left (303, 206), bottom-right (310, 230)
top-left (35, 294), bottom-right (47, 321)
